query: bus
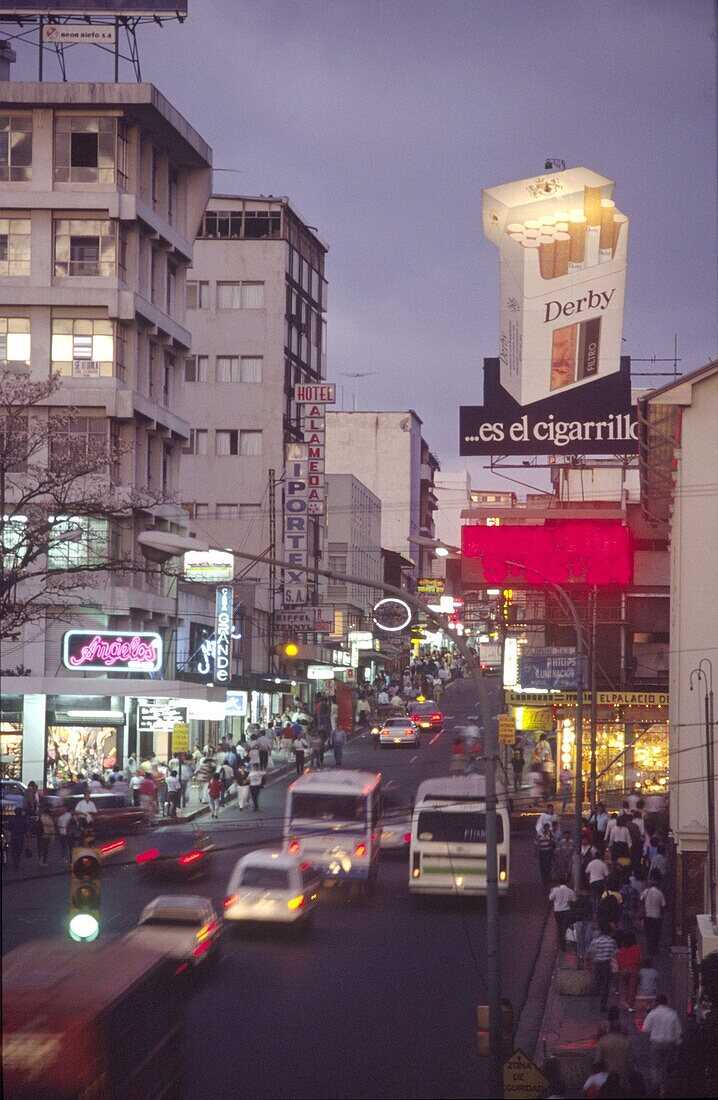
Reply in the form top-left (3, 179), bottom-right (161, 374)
top-left (408, 775), bottom-right (511, 898)
top-left (285, 769), bottom-right (382, 891)
top-left (2, 936), bottom-right (186, 1099)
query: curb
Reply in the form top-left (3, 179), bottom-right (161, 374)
top-left (513, 900), bottom-right (557, 1062)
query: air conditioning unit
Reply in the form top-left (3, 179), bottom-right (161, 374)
top-left (72, 360), bottom-right (101, 377)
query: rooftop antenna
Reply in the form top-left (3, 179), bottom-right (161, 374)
top-left (340, 371), bottom-right (378, 412)
top-left (631, 335), bottom-right (682, 378)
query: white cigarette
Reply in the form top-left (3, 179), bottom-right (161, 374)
top-left (524, 219), bottom-right (542, 232)
top-left (568, 214), bottom-right (586, 271)
top-left (555, 221), bottom-right (569, 233)
top-left (612, 212), bottom-right (628, 256)
top-left (539, 215), bottom-right (557, 229)
top-left (506, 222), bottom-right (524, 235)
top-left (523, 228), bottom-right (540, 240)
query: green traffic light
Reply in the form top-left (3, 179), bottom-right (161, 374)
top-left (69, 912), bottom-right (99, 942)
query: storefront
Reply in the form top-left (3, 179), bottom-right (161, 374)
top-left (1, 703), bottom-right (24, 780)
top-left (46, 696), bottom-right (124, 786)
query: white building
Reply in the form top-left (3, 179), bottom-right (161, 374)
top-left (0, 81), bottom-right (217, 783)
top-left (322, 473), bottom-right (382, 636)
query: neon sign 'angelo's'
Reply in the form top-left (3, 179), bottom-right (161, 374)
top-left (61, 630), bottom-right (163, 672)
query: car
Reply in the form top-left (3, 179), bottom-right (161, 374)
top-left (408, 702), bottom-right (443, 731)
top-left (378, 716), bottom-right (420, 748)
top-left (370, 705), bottom-right (406, 745)
top-left (1, 780), bottom-right (27, 819)
top-left (223, 850), bottom-right (320, 927)
top-left (127, 895), bottom-right (222, 970)
top-left (379, 781), bottom-right (413, 853)
top-left (41, 791), bottom-right (152, 836)
top-left (135, 828), bottom-right (214, 879)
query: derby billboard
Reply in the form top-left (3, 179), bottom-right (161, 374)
top-left (461, 166), bottom-right (636, 457)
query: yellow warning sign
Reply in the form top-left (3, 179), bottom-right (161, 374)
top-left (498, 715), bottom-right (515, 745)
top-left (172, 722), bottom-right (190, 753)
top-left (503, 1049), bottom-right (549, 1099)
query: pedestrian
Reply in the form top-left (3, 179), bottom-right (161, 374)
top-left (294, 732), bottom-right (307, 775)
top-left (619, 875), bottom-right (641, 936)
top-left (640, 874), bottom-right (666, 956)
top-left (596, 878), bottom-right (622, 934)
top-left (610, 816), bottom-right (632, 868)
top-left (536, 823), bottom-right (556, 888)
top-left (591, 1005), bottom-right (634, 1091)
top-left (247, 739), bottom-right (261, 769)
top-left (7, 807), bottom-right (28, 872)
top-left (74, 789), bottom-right (97, 826)
top-left (178, 757), bottom-right (193, 808)
top-left (208, 772), bottom-right (222, 819)
top-left (56, 805), bottom-right (77, 862)
top-left (590, 802), bottom-right (609, 858)
top-left (138, 773), bottom-right (157, 817)
top-left (616, 930), bottom-right (642, 1010)
top-left (649, 842), bottom-right (669, 887)
top-left (257, 731), bottom-right (270, 771)
top-left (233, 765), bottom-right (250, 811)
top-left (549, 877), bottom-right (576, 951)
top-left (130, 770), bottom-right (144, 806)
top-left (556, 830), bottom-right (575, 883)
top-left (570, 883), bottom-right (595, 969)
top-left (511, 745), bottom-right (525, 792)
top-left (22, 780), bottom-right (39, 821)
top-left (219, 759), bottom-right (234, 805)
top-left (37, 806), bottom-right (56, 868)
top-left (281, 723), bottom-right (295, 761)
top-left (535, 803), bottom-right (559, 836)
top-left (195, 756), bottom-right (213, 804)
top-left (642, 994), bottom-right (682, 1094)
top-left (165, 770), bottom-right (181, 818)
top-left (559, 766), bottom-right (572, 812)
top-left (332, 724), bottom-right (347, 767)
top-left (248, 763), bottom-right (264, 812)
top-left (585, 853), bottom-right (610, 912)
top-left (587, 924), bottom-right (619, 1012)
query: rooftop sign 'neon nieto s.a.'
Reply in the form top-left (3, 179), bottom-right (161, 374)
top-left (62, 630), bottom-right (163, 673)
top-left (461, 521), bottom-right (633, 587)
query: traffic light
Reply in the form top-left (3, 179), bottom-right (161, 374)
top-left (69, 847), bottom-right (101, 942)
top-left (275, 641), bottom-right (301, 658)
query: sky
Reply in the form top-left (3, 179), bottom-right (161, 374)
top-left (8, 0), bottom-right (718, 491)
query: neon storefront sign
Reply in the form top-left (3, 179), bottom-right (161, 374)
top-left (62, 630), bottom-right (163, 673)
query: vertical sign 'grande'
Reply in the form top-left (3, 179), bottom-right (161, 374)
top-left (214, 585), bottom-right (233, 684)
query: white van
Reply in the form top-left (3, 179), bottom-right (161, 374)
top-left (285, 770), bottom-right (381, 890)
top-left (409, 775), bottom-right (510, 897)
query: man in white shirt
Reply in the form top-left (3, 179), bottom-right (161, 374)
top-left (377, 689), bottom-right (389, 706)
top-left (548, 879), bottom-right (576, 950)
top-left (74, 793), bottom-right (97, 829)
top-left (641, 877), bottom-right (667, 955)
top-left (585, 856), bottom-right (610, 908)
top-left (535, 803), bottom-right (558, 837)
top-left (642, 994), bottom-right (682, 1092)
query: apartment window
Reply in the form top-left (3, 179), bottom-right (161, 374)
top-left (115, 323), bottom-right (127, 381)
top-left (216, 503), bottom-right (239, 518)
top-left (215, 429), bottom-right (238, 456)
top-left (186, 280), bottom-right (209, 309)
top-left (47, 515), bottom-right (109, 570)
top-left (150, 248), bottom-right (160, 302)
top-left (168, 166), bottom-right (179, 224)
top-left (216, 281), bottom-right (264, 309)
top-left (240, 356), bottom-right (262, 382)
top-left (109, 419), bottom-right (120, 483)
top-left (162, 444), bottom-right (172, 493)
top-left (0, 115), bottom-right (33, 182)
top-left (0, 416), bottom-right (28, 471)
top-left (203, 210), bottom-right (243, 239)
top-left (184, 355), bottom-right (208, 383)
top-left (163, 352), bottom-right (173, 403)
top-left (51, 318), bottom-right (114, 378)
top-left (243, 209), bottom-right (281, 239)
top-left (54, 218), bottom-right (116, 277)
top-left (240, 430), bottom-right (262, 456)
top-left (166, 262), bottom-right (177, 315)
top-left (50, 416), bottom-right (106, 470)
top-left (195, 429), bottom-right (208, 455)
top-left (54, 115), bottom-right (117, 184)
top-left (0, 218), bottom-right (31, 276)
top-left (215, 356), bottom-right (239, 383)
top-left (194, 503), bottom-right (209, 518)
top-left (0, 317), bottom-right (31, 368)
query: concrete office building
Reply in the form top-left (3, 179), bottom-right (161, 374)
top-left (0, 81), bottom-right (215, 784)
top-left (323, 473), bottom-right (382, 633)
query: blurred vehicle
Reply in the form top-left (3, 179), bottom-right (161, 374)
top-left (370, 704), bottom-right (405, 745)
top-left (41, 791), bottom-right (152, 836)
top-left (379, 716), bottom-right (420, 748)
top-left (223, 850), bottom-right (320, 927)
top-left (285, 769), bottom-right (381, 891)
top-left (127, 895), bottom-right (222, 969)
top-left (135, 827), bottom-right (214, 879)
top-left (2, 936), bottom-right (186, 1099)
top-left (408, 702), bottom-right (443, 731)
top-left (379, 780), bottom-right (413, 853)
top-left (1, 780), bottom-right (27, 819)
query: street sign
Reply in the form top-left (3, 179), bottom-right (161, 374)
top-left (498, 715), bottom-right (515, 745)
top-left (519, 650), bottom-right (583, 690)
top-left (503, 1049), bottom-right (549, 1100)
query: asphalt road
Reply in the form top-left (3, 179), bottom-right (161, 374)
top-left (2, 677), bottom-right (550, 1100)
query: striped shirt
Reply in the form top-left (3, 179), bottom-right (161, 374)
top-left (588, 934), bottom-right (618, 963)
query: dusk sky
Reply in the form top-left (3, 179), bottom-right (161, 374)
top-left (10, 1), bottom-right (718, 488)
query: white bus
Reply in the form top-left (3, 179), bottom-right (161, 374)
top-left (408, 775), bottom-right (510, 897)
top-left (285, 770), bottom-right (382, 890)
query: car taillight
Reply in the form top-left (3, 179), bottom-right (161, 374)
top-left (175, 962), bottom-right (189, 974)
top-left (410, 715), bottom-right (419, 723)
top-left (99, 839), bottom-right (125, 855)
top-left (354, 841), bottom-right (367, 857)
top-left (197, 919), bottom-right (219, 940)
top-left (287, 894), bottom-right (305, 910)
top-left (193, 939), bottom-right (212, 958)
top-left (135, 848), bottom-right (159, 864)
top-left (288, 839), bottom-right (301, 854)
top-left (223, 894), bottom-right (238, 909)
top-left (403, 833), bottom-right (411, 843)
top-left (432, 714), bottom-right (441, 722)
top-left (179, 850), bottom-right (203, 866)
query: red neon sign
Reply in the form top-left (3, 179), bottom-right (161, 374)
top-left (61, 630), bottom-right (163, 672)
top-left (461, 521), bottom-right (633, 586)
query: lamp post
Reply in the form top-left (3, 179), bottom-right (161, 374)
top-left (689, 659), bottom-right (717, 931)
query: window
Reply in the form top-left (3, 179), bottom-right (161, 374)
top-left (186, 281), bottom-right (209, 309)
top-left (0, 317), bottom-right (31, 368)
top-left (2, 513), bottom-right (28, 569)
top-left (54, 218), bottom-right (116, 277)
top-left (200, 208), bottom-right (282, 240)
top-left (239, 430), bottom-right (262, 456)
top-left (195, 429), bottom-right (208, 455)
top-left (54, 115), bottom-right (117, 184)
top-left (0, 218), bottom-right (31, 276)
top-left (240, 503), bottom-right (261, 518)
top-left (166, 262), bottom-right (176, 315)
top-left (47, 515), bottom-right (109, 570)
top-left (168, 166), bottom-right (178, 224)
top-left (0, 115), bottom-right (33, 182)
top-left (50, 417), bottom-right (106, 470)
top-left (194, 503), bottom-right (209, 518)
top-left (51, 318), bottom-right (114, 377)
top-left (240, 356), bottom-right (262, 382)
top-left (215, 356), bottom-right (239, 383)
top-left (0, 417), bottom-right (28, 472)
top-left (243, 210), bottom-right (281, 239)
top-left (184, 355), bottom-right (208, 383)
top-left (203, 210), bottom-right (243, 239)
top-left (216, 281), bottom-right (264, 309)
top-left (215, 430), bottom-right (238, 456)
top-left (216, 503), bottom-right (239, 518)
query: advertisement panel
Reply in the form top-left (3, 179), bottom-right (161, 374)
top-left (462, 521), bottom-right (633, 586)
top-left (519, 650), bottom-right (583, 690)
top-left (4, 2), bottom-right (188, 15)
top-left (183, 549), bottom-right (234, 583)
top-left (461, 166), bottom-right (635, 457)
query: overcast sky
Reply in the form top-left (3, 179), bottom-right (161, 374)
top-left (10, 0), bottom-right (718, 489)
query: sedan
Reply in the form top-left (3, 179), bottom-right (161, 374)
top-left (135, 828), bottom-right (214, 879)
top-left (1, 780), bottom-right (27, 819)
top-left (223, 850), bottom-right (320, 927)
top-left (408, 702), bottom-right (443, 731)
top-left (127, 894), bottom-right (222, 969)
top-left (379, 717), bottom-right (420, 748)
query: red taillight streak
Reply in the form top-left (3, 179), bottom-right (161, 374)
top-left (288, 839), bottom-right (300, 854)
top-left (429, 731), bottom-right (442, 745)
top-left (431, 715), bottom-right (441, 722)
top-left (410, 715), bottom-right (419, 723)
top-left (192, 940), bottom-right (212, 958)
top-left (403, 833), bottom-right (412, 843)
top-left (223, 894), bottom-right (238, 909)
top-left (135, 848), bottom-right (159, 864)
top-left (99, 839), bottom-right (125, 854)
top-left (179, 850), bottom-right (203, 866)
top-left (354, 842), bottom-right (367, 857)
top-left (175, 962), bottom-right (189, 974)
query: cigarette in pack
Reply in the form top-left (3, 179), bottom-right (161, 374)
top-left (524, 219), bottom-right (542, 234)
top-left (538, 234), bottom-right (555, 279)
top-left (539, 215), bottom-right (557, 230)
top-left (553, 231), bottom-right (571, 277)
top-left (555, 220), bottom-right (570, 233)
top-left (599, 199), bottom-right (615, 263)
top-left (568, 214), bottom-right (586, 271)
top-left (583, 185), bottom-right (602, 267)
top-left (612, 212), bottom-right (628, 256)
top-left (523, 228), bottom-right (540, 240)
top-left (506, 222), bottom-right (524, 236)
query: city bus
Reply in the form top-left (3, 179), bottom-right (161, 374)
top-left (408, 775), bottom-right (511, 898)
top-left (285, 769), bottom-right (382, 891)
top-left (2, 936), bottom-right (186, 1099)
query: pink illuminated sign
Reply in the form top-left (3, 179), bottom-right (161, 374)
top-left (62, 630), bottom-right (163, 673)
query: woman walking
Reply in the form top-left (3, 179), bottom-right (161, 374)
top-left (208, 772), bottom-right (222, 819)
top-left (249, 763), bottom-right (264, 812)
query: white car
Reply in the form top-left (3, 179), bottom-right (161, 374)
top-left (223, 850), bottom-right (320, 927)
top-left (379, 781), bottom-right (413, 853)
top-left (379, 716), bottom-right (420, 748)
top-left (127, 894), bottom-right (222, 970)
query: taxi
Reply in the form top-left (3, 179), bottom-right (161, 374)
top-left (408, 701), bottom-right (443, 731)
top-left (223, 850), bottom-right (320, 928)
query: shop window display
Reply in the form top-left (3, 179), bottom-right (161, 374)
top-left (1, 724), bottom-right (23, 779)
top-left (46, 725), bottom-right (117, 787)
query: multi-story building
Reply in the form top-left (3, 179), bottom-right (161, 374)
top-left (322, 473), bottom-right (382, 632)
top-left (0, 81), bottom-right (216, 784)
top-left (180, 195), bottom-right (330, 699)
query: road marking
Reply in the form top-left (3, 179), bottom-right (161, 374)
top-left (410, 755), bottom-right (418, 763)
top-left (429, 731), bottom-right (442, 745)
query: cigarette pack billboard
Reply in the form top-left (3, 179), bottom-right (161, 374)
top-left (461, 167), bottom-right (635, 457)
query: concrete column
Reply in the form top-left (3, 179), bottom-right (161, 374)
top-left (22, 693), bottom-right (47, 785)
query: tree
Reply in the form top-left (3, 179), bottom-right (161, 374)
top-left (1, 371), bottom-right (168, 642)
